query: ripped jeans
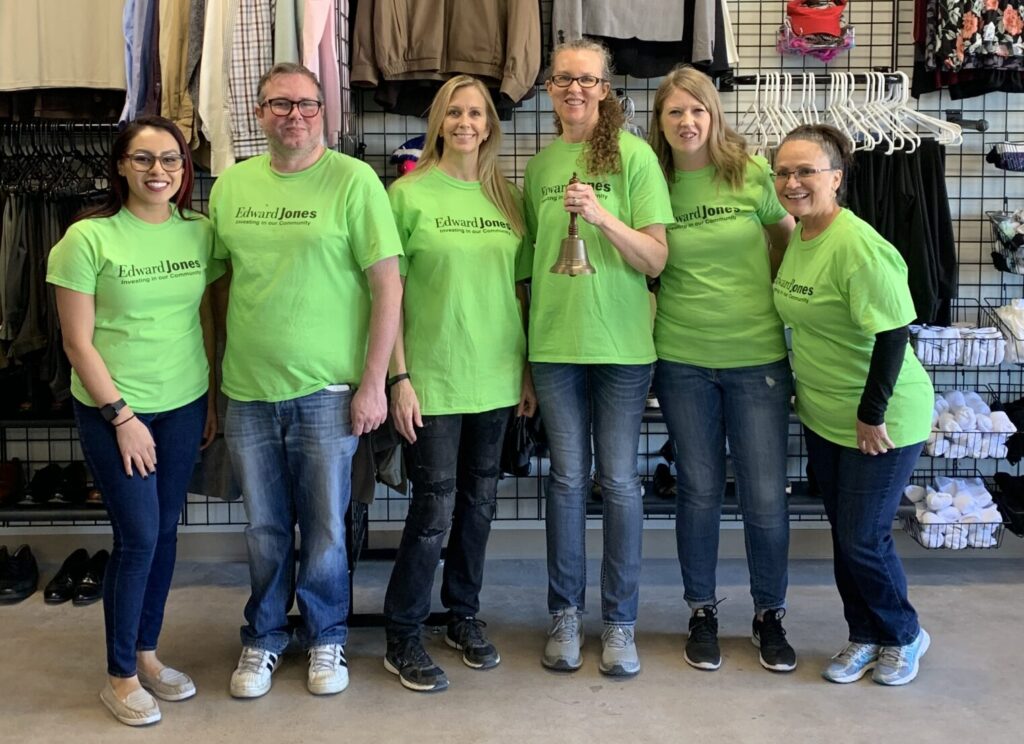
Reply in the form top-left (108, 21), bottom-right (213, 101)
top-left (383, 407), bottom-right (513, 640)
top-left (654, 358), bottom-right (793, 612)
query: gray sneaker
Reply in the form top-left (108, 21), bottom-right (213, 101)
top-left (873, 628), bottom-right (930, 686)
top-left (542, 607), bottom-right (583, 671)
top-left (821, 642), bottom-right (880, 683)
top-left (599, 624), bottom-right (640, 677)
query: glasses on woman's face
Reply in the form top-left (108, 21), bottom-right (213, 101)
top-left (124, 152), bottom-right (186, 172)
top-left (261, 98), bottom-right (323, 117)
top-left (771, 167), bottom-right (837, 182)
top-left (548, 74), bottom-right (605, 89)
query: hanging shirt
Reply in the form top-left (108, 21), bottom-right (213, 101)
top-left (229, 0), bottom-right (273, 159)
top-left (523, 130), bottom-right (673, 364)
top-left (46, 208), bottom-right (223, 412)
top-left (655, 156), bottom-right (789, 369)
top-left (772, 208), bottom-right (933, 449)
top-left (209, 150), bottom-right (402, 402)
top-left (388, 166), bottom-right (527, 415)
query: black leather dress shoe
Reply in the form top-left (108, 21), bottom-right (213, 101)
top-left (44, 548), bottom-right (91, 604)
top-left (0, 544), bottom-right (39, 603)
top-left (73, 549), bottom-right (109, 606)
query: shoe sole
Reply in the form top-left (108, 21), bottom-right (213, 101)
top-left (750, 635), bottom-right (797, 672)
top-left (822, 662), bottom-right (876, 684)
top-left (141, 683), bottom-right (196, 702)
top-left (100, 691), bottom-right (161, 726)
top-left (872, 629), bottom-right (930, 686)
top-left (684, 651), bottom-right (721, 671)
top-left (0, 591), bottom-right (35, 604)
top-left (383, 657), bottom-right (448, 692)
top-left (307, 676), bottom-right (349, 696)
top-left (444, 636), bottom-right (501, 669)
top-left (541, 655), bottom-right (582, 672)
top-left (72, 596), bottom-right (102, 607)
top-left (598, 663), bottom-right (640, 677)
top-left (44, 595), bottom-right (72, 605)
top-left (230, 679), bottom-right (272, 699)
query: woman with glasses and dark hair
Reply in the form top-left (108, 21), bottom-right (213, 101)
top-left (772, 124), bottom-right (933, 686)
top-left (47, 115), bottom-right (222, 726)
top-left (524, 38), bottom-right (672, 678)
top-left (646, 66), bottom-right (797, 674)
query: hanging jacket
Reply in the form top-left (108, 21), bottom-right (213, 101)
top-left (351, 0), bottom-right (541, 104)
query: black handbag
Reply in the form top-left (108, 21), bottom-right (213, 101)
top-left (500, 414), bottom-right (540, 477)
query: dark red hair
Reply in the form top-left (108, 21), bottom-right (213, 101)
top-left (77, 115), bottom-right (197, 222)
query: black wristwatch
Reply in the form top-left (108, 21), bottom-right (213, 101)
top-left (99, 398), bottom-right (128, 423)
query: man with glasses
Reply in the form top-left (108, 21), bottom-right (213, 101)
top-left (209, 62), bottom-right (403, 699)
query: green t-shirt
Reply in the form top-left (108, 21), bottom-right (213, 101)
top-left (655, 155), bottom-right (789, 368)
top-left (523, 131), bottom-right (673, 363)
top-left (772, 208), bottom-right (933, 448)
top-left (210, 150), bottom-right (402, 402)
top-left (46, 208), bottom-right (223, 412)
top-left (388, 167), bottom-right (527, 415)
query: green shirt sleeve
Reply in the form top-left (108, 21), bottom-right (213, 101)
top-left (388, 177), bottom-right (413, 277)
top-left (209, 181), bottom-right (231, 261)
top-left (847, 253), bottom-right (918, 337)
top-left (752, 156), bottom-right (789, 226)
top-left (46, 223), bottom-right (98, 295)
top-left (349, 162), bottom-right (403, 271)
top-left (624, 137), bottom-right (673, 230)
top-left (521, 167), bottom-right (538, 279)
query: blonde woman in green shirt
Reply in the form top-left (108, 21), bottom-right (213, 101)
top-left (382, 75), bottom-right (535, 692)
top-left (772, 124), bottom-right (933, 687)
top-left (647, 66), bottom-right (798, 674)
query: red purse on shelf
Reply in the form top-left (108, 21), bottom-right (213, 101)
top-left (786, 0), bottom-right (846, 38)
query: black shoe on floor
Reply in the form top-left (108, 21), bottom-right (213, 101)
top-left (44, 548), bottom-right (91, 604)
top-left (384, 636), bottom-right (449, 692)
top-left (752, 608), bottom-right (797, 672)
top-left (685, 605), bottom-right (721, 670)
top-left (446, 616), bottom-right (500, 669)
top-left (0, 544), bottom-right (39, 603)
top-left (73, 549), bottom-right (109, 606)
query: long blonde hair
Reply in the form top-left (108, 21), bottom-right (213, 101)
top-left (410, 75), bottom-right (523, 236)
top-left (648, 66), bottom-right (749, 190)
top-left (547, 38), bottom-right (624, 176)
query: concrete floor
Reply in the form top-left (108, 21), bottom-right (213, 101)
top-left (1, 556), bottom-right (1021, 744)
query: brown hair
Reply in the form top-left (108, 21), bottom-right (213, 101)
top-left (408, 75), bottom-right (524, 236)
top-left (77, 116), bottom-right (196, 222)
top-left (780, 124), bottom-right (853, 202)
top-left (648, 66), bottom-right (749, 190)
top-left (256, 62), bottom-right (324, 103)
top-left (547, 38), bottom-right (624, 175)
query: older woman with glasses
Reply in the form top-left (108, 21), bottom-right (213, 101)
top-left (47, 115), bottom-right (221, 726)
top-left (772, 124), bottom-right (933, 687)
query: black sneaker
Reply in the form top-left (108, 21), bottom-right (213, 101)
top-left (751, 608), bottom-right (797, 672)
top-left (446, 616), bottom-right (501, 669)
top-left (384, 636), bottom-right (449, 692)
top-left (685, 605), bottom-right (721, 670)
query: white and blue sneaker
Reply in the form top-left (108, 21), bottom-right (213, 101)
top-left (821, 642), bottom-right (880, 683)
top-left (872, 628), bottom-right (930, 686)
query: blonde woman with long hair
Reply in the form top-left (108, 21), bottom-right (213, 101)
top-left (382, 75), bottom-right (535, 692)
top-left (647, 66), bottom-right (797, 674)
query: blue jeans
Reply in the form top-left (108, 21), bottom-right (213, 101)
top-left (532, 362), bottom-right (651, 625)
top-left (225, 389), bottom-right (358, 652)
top-left (804, 426), bottom-right (922, 646)
top-left (74, 395), bottom-right (207, 677)
top-left (654, 358), bottom-right (792, 613)
top-left (384, 407), bottom-right (512, 639)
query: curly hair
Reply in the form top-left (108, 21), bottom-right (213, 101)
top-left (547, 38), bottom-right (624, 176)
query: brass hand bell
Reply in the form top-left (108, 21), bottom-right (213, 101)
top-left (549, 172), bottom-right (596, 276)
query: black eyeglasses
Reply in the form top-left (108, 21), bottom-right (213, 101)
top-left (548, 74), bottom-right (606, 89)
top-left (124, 152), bottom-right (185, 172)
top-left (261, 98), bottom-right (323, 117)
top-left (771, 167), bottom-right (838, 182)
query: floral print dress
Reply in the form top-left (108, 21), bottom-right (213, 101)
top-left (926, 0), bottom-right (1024, 71)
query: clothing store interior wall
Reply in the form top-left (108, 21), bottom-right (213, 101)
top-left (2, 0), bottom-right (1024, 554)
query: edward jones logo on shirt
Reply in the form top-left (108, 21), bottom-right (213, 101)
top-left (671, 204), bottom-right (741, 229)
top-left (539, 181), bottom-right (612, 203)
top-left (434, 215), bottom-right (513, 234)
top-left (774, 276), bottom-right (815, 303)
top-left (233, 205), bottom-right (319, 226)
top-left (117, 259), bottom-right (204, 285)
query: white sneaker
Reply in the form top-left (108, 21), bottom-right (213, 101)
top-left (307, 644), bottom-right (349, 695)
top-left (230, 646), bottom-right (280, 699)
top-left (599, 624), bottom-right (641, 677)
